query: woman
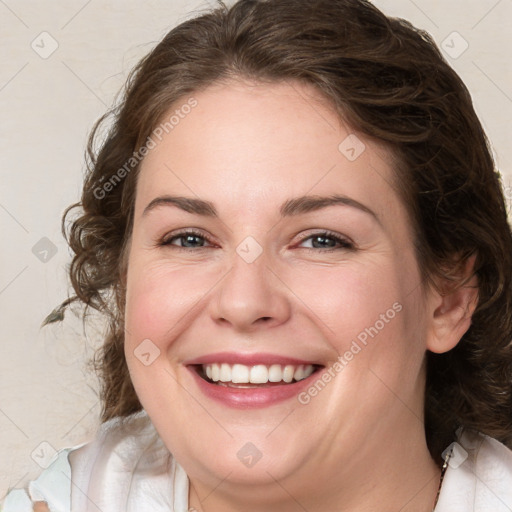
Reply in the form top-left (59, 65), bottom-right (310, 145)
top-left (4, 0), bottom-right (512, 510)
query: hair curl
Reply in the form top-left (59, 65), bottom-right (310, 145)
top-left (45, 0), bottom-right (512, 463)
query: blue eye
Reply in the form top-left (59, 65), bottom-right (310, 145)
top-left (159, 230), bottom-right (354, 251)
top-left (298, 232), bottom-right (354, 251)
top-left (160, 230), bottom-right (212, 248)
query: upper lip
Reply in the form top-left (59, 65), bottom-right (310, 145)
top-left (183, 352), bottom-right (324, 366)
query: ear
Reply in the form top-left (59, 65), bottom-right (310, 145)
top-left (426, 254), bottom-right (479, 354)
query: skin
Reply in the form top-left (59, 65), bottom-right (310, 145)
top-left (120, 79), bottom-right (478, 512)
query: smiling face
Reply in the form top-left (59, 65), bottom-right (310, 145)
top-left (123, 79), bottom-right (440, 508)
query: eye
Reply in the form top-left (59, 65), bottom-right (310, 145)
top-left (297, 231), bottom-right (354, 251)
top-left (160, 229), bottom-right (214, 249)
top-left (158, 229), bottom-right (353, 252)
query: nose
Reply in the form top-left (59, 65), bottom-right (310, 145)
top-left (208, 246), bottom-right (292, 331)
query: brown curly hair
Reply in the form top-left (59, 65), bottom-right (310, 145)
top-left (45, 0), bottom-right (512, 464)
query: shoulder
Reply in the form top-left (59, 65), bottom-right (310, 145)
top-left (435, 429), bottom-right (512, 511)
top-left (1, 447), bottom-right (75, 512)
top-left (68, 409), bottom-right (189, 510)
top-left (2, 410), bottom-right (189, 512)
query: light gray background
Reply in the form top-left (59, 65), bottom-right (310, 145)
top-left (1, 0), bottom-right (511, 497)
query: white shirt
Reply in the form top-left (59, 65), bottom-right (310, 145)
top-left (3, 410), bottom-right (512, 511)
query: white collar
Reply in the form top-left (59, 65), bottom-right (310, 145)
top-left (435, 429), bottom-right (512, 511)
top-left (7, 410), bottom-right (511, 512)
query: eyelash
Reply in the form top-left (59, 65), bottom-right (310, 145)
top-left (159, 229), bottom-right (355, 252)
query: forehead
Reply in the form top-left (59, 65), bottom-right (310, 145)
top-left (134, 79), bottom-right (406, 231)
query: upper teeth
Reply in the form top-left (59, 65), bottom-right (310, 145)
top-left (203, 363), bottom-right (315, 384)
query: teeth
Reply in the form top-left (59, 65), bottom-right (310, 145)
top-left (268, 364), bottom-right (282, 382)
top-left (211, 364), bottom-right (220, 381)
top-left (201, 363), bottom-right (316, 384)
top-left (220, 363), bottom-right (231, 382)
top-left (250, 365), bottom-right (268, 383)
top-left (283, 365), bottom-right (295, 383)
top-left (232, 364), bottom-right (249, 383)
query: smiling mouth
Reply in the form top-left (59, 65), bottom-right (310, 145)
top-left (191, 363), bottom-right (323, 388)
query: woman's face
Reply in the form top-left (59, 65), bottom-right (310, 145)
top-left (124, 79), bottom-right (436, 499)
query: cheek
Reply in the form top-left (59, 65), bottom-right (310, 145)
top-left (124, 259), bottom-right (218, 351)
top-left (123, 261), bottom-right (211, 410)
top-left (287, 260), bottom-right (403, 341)
top-left (290, 252), bottom-right (424, 375)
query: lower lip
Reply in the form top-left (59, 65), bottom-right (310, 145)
top-left (187, 366), bottom-right (320, 408)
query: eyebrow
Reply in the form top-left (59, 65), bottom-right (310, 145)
top-left (142, 194), bottom-right (380, 224)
